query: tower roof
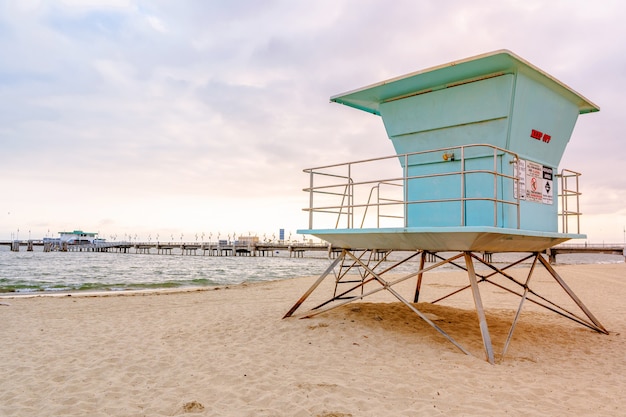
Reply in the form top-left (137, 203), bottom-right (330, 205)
top-left (330, 49), bottom-right (599, 116)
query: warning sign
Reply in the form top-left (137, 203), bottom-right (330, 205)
top-left (513, 159), bottom-right (554, 205)
top-left (542, 166), bottom-right (553, 205)
top-left (525, 161), bottom-right (543, 203)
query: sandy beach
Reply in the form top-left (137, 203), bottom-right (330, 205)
top-left (1, 262), bottom-right (625, 416)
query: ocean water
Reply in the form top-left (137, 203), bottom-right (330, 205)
top-left (0, 245), bottom-right (623, 294)
top-left (0, 247), bottom-right (330, 293)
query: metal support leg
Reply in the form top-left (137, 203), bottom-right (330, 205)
top-left (283, 253), bottom-right (344, 318)
top-left (413, 250), bottom-right (427, 303)
top-left (538, 254), bottom-right (608, 334)
top-left (501, 253), bottom-right (539, 361)
top-left (465, 252), bottom-right (495, 364)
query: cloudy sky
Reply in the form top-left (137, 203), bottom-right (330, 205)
top-left (1, 0), bottom-right (625, 243)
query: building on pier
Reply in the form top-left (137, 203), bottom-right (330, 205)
top-left (59, 230), bottom-right (99, 244)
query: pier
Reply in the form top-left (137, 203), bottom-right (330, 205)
top-left (1, 239), bottom-right (623, 262)
top-left (0, 239), bottom-right (339, 258)
top-left (546, 243), bottom-right (625, 263)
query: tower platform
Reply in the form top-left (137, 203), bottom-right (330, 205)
top-left (300, 226), bottom-right (581, 253)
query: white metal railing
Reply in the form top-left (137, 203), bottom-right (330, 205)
top-left (304, 144), bottom-right (522, 230)
top-left (558, 169), bottom-right (582, 234)
top-left (360, 181), bottom-right (404, 228)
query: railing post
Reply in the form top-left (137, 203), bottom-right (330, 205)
top-left (460, 146), bottom-right (465, 226)
top-left (376, 184), bottom-right (380, 229)
top-left (347, 163), bottom-right (352, 228)
top-left (404, 154), bottom-right (408, 228)
top-left (516, 157), bottom-right (521, 229)
top-left (575, 173), bottom-right (581, 234)
top-left (560, 174), bottom-right (564, 233)
top-left (308, 169), bottom-right (314, 229)
top-left (493, 147), bottom-right (497, 227)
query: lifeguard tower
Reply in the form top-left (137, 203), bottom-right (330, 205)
top-left (284, 50), bottom-right (607, 363)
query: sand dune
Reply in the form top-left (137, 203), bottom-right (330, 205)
top-left (1, 263), bottom-right (624, 416)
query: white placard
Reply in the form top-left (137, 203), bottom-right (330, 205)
top-left (514, 159), bottom-right (554, 205)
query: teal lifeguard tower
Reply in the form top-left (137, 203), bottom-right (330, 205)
top-left (285, 50), bottom-right (607, 363)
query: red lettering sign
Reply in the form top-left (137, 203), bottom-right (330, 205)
top-left (530, 129), bottom-right (551, 144)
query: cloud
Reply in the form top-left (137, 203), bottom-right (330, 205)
top-left (1, 0), bottom-right (625, 242)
